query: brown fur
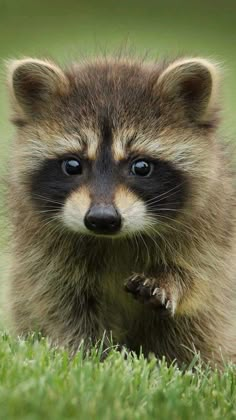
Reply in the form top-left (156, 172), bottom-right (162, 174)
top-left (5, 55), bottom-right (236, 367)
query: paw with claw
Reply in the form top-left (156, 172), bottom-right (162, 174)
top-left (124, 273), bottom-right (178, 316)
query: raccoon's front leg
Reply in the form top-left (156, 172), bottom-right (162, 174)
top-left (124, 270), bottom-right (187, 316)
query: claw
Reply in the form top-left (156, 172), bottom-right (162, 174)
top-left (125, 274), bottom-right (177, 317)
top-left (131, 274), bottom-right (139, 282)
top-left (152, 287), bottom-right (159, 296)
top-left (166, 300), bottom-right (171, 309)
top-left (161, 289), bottom-right (166, 305)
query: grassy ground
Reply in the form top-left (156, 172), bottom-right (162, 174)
top-left (0, 334), bottom-right (236, 420)
top-left (1, 1), bottom-right (236, 419)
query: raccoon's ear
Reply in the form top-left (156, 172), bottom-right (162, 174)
top-left (7, 58), bottom-right (69, 116)
top-left (156, 58), bottom-right (219, 123)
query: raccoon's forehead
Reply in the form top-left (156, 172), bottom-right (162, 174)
top-left (65, 60), bottom-right (159, 119)
top-left (35, 62), bottom-right (164, 159)
top-left (18, 61), bottom-right (201, 165)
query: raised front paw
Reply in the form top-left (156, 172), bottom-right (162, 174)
top-left (124, 273), bottom-right (177, 316)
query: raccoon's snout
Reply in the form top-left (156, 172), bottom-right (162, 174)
top-left (84, 205), bottom-right (122, 235)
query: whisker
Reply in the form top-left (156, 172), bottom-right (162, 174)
top-left (155, 214), bottom-right (196, 235)
top-left (141, 224), bottom-right (167, 259)
top-left (35, 209), bottom-right (60, 214)
top-left (31, 194), bottom-right (63, 207)
top-left (145, 182), bottom-right (186, 205)
top-left (144, 228), bottom-right (165, 262)
top-left (132, 233), bottom-right (140, 264)
top-left (146, 190), bottom-right (183, 207)
top-left (144, 220), bottom-right (179, 258)
top-left (136, 231), bottom-right (151, 266)
top-left (148, 208), bottom-right (179, 212)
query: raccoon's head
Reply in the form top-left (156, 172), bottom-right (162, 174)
top-left (7, 56), bottom-right (220, 238)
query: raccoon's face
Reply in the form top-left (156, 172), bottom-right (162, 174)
top-left (8, 56), bottom-right (219, 238)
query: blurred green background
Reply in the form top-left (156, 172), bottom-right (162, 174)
top-left (0, 0), bottom-right (235, 256)
top-left (1, 0), bottom-right (236, 144)
top-left (1, 0), bottom-right (236, 149)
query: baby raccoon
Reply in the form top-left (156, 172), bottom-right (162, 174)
top-left (5, 55), bottom-right (236, 366)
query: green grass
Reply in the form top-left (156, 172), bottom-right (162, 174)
top-left (1, 1), bottom-right (236, 419)
top-left (0, 333), bottom-right (236, 420)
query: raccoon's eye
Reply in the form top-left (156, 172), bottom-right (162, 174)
top-left (131, 160), bottom-right (153, 177)
top-left (62, 159), bottom-right (82, 176)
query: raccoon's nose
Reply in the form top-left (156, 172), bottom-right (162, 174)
top-left (84, 205), bottom-right (121, 234)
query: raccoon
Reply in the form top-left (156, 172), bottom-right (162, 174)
top-left (5, 55), bottom-right (236, 366)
